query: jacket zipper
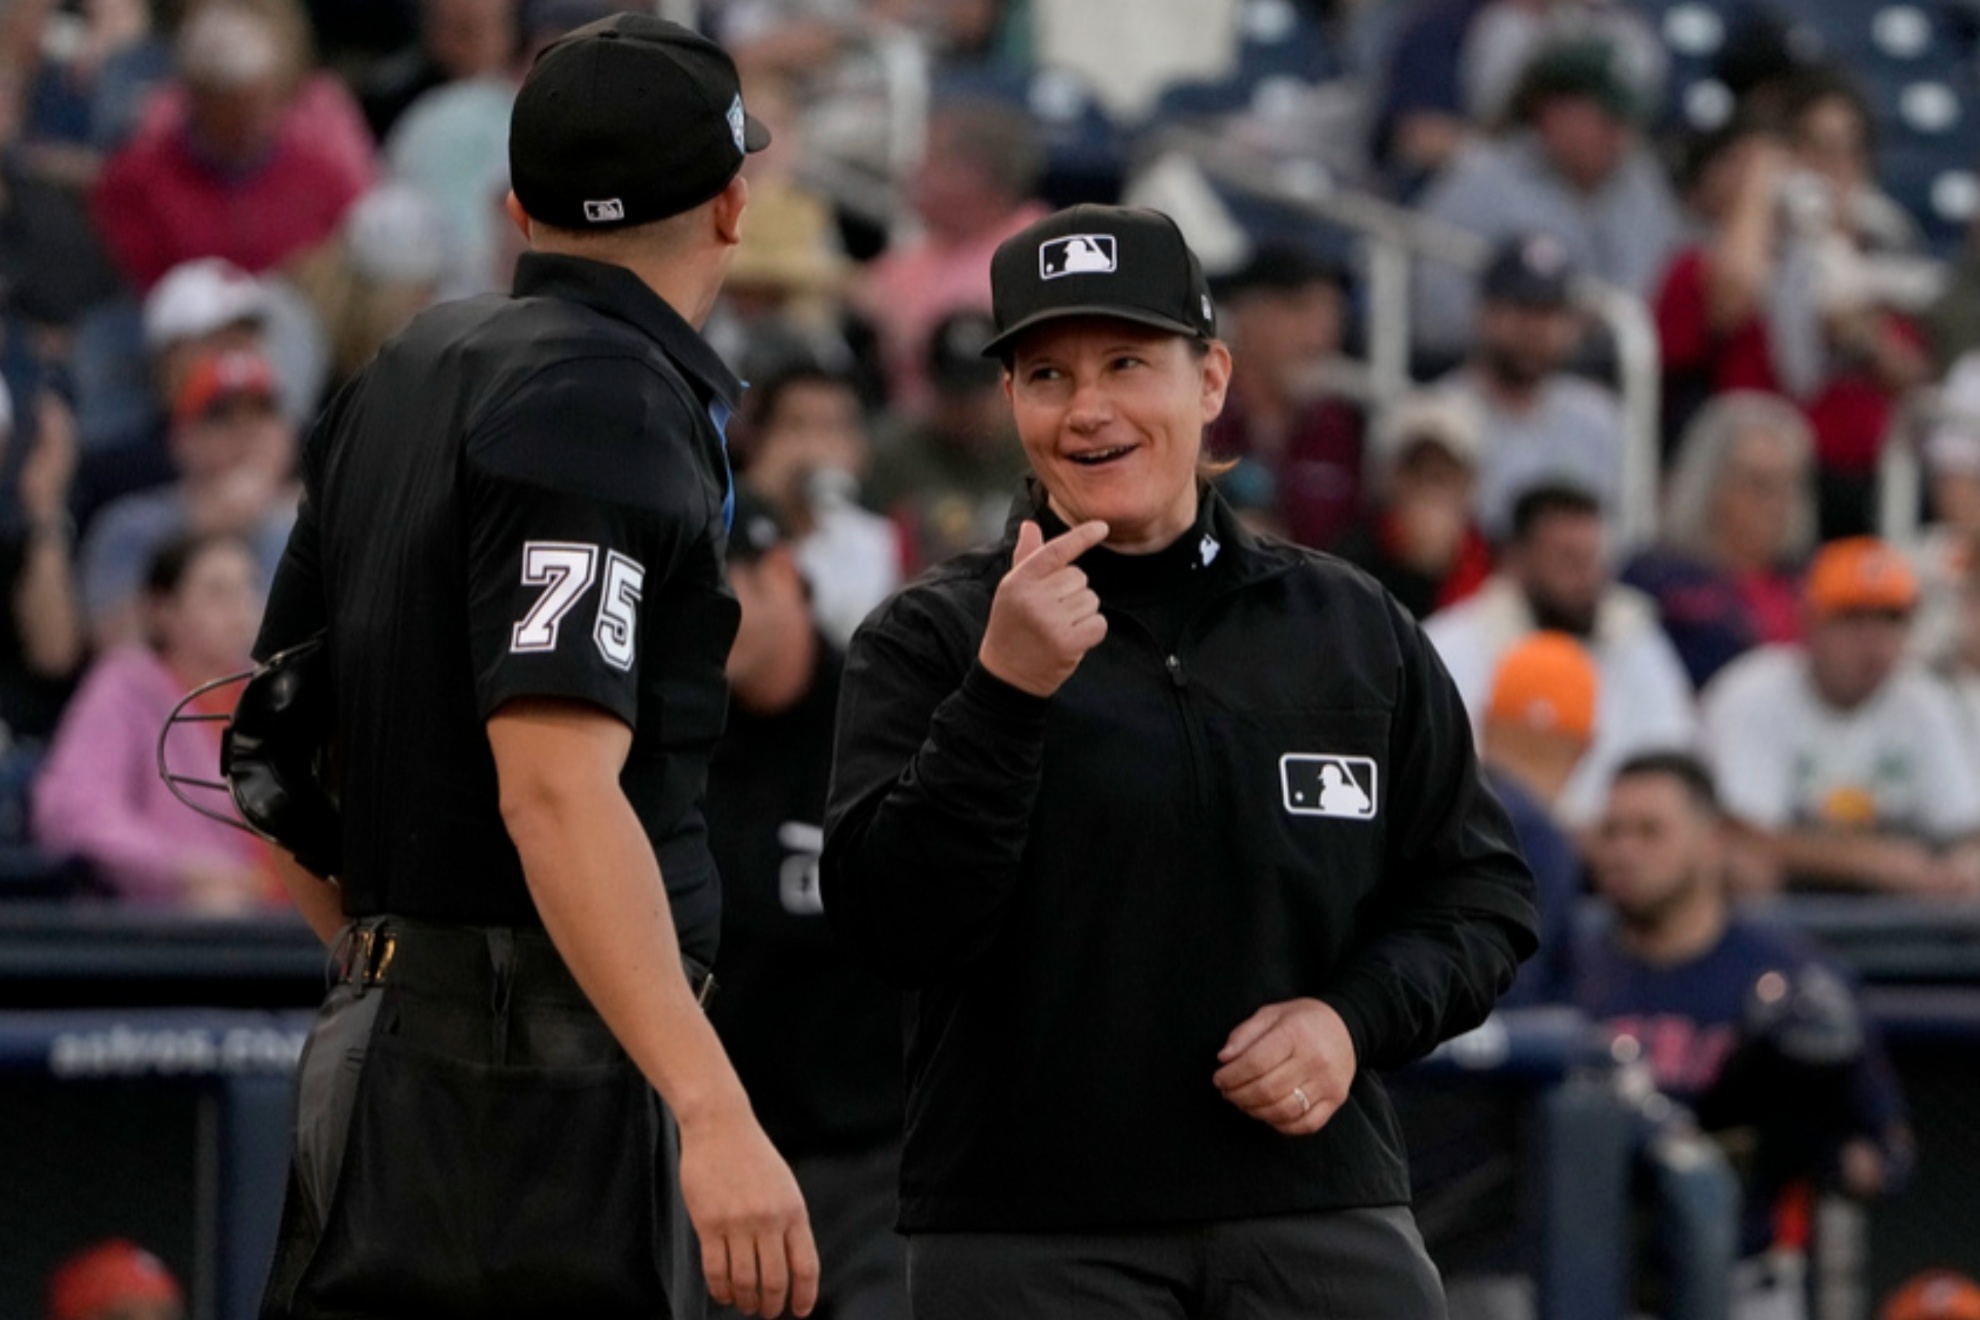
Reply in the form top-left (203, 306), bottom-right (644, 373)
top-left (1105, 609), bottom-right (1209, 824)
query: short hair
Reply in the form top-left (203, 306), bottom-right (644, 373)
top-left (1663, 391), bottom-right (1815, 562)
top-left (927, 98), bottom-right (1045, 203)
top-left (145, 531), bottom-right (252, 599)
top-left (528, 205), bottom-right (703, 261)
top-left (1781, 65), bottom-right (1877, 157)
top-left (1612, 750), bottom-right (1722, 817)
top-left (747, 363), bottom-right (860, 433)
top-left (1509, 482), bottom-right (1604, 545)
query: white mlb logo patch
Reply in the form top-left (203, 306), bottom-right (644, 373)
top-left (1039, 234), bottom-right (1117, 280)
top-left (584, 198), bottom-right (626, 223)
top-left (1280, 754), bottom-right (1378, 820)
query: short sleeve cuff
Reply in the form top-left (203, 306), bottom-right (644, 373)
top-left (477, 665), bottom-right (639, 729)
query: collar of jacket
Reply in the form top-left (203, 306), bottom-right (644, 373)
top-left (998, 476), bottom-right (1303, 590)
top-left (511, 252), bottom-right (744, 412)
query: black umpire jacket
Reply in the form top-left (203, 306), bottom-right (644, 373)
top-left (822, 483), bottom-right (1538, 1233)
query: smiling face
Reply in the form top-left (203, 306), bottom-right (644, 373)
top-left (1003, 318), bottom-right (1231, 554)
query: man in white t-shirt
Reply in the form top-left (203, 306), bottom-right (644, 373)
top-left (1700, 537), bottom-right (1980, 898)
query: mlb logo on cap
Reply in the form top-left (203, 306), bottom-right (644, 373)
top-left (584, 198), bottom-right (626, 223)
top-left (984, 205), bottom-right (1216, 358)
top-left (1040, 234), bottom-right (1118, 280)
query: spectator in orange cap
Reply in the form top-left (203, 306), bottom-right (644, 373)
top-left (1700, 537), bottom-right (1980, 896)
top-left (1884, 1271), bottom-right (1980, 1320)
top-left (78, 347), bottom-right (298, 648)
top-left (45, 1238), bottom-right (183, 1320)
top-left (1481, 631), bottom-right (1596, 1004)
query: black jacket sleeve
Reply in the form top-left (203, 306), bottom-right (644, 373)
top-left (253, 388), bottom-right (342, 663)
top-left (821, 583), bottom-right (1051, 987)
top-left (1318, 596), bottom-right (1541, 1071)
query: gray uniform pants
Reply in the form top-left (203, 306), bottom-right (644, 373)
top-left (260, 919), bottom-right (702, 1320)
top-left (908, 1205), bottom-right (1447, 1319)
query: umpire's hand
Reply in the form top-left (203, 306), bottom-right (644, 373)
top-left (680, 1112), bottom-right (820, 1317)
top-left (1212, 998), bottom-right (1358, 1136)
top-left (978, 519), bottom-right (1111, 697)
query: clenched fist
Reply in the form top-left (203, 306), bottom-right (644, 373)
top-left (978, 519), bottom-right (1110, 698)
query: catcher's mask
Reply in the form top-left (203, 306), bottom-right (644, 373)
top-left (158, 632), bottom-right (342, 878)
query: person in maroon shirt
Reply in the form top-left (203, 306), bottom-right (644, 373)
top-left (1205, 242), bottom-right (1363, 551)
top-left (88, 3), bottom-right (367, 290)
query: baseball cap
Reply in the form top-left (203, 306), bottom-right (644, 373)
top-left (1883, 1272), bottom-right (1980, 1320)
top-left (1486, 632), bottom-right (1599, 741)
top-left (47, 1239), bottom-right (183, 1320)
top-left (1373, 391), bottom-right (1482, 474)
top-left (509, 13), bottom-right (770, 231)
top-left (727, 488), bottom-right (788, 564)
top-left (1480, 234), bottom-right (1577, 308)
top-left (983, 205), bottom-right (1217, 360)
top-left (174, 349), bottom-right (279, 424)
top-left (143, 258), bottom-right (270, 353)
top-left (1805, 537), bottom-right (1918, 617)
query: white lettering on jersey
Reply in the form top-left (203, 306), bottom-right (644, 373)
top-left (511, 542), bottom-right (599, 653)
top-left (594, 551), bottom-right (645, 671)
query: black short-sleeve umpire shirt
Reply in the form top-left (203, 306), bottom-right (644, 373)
top-left (256, 253), bottom-right (741, 962)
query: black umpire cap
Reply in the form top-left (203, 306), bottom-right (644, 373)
top-left (510, 12), bottom-right (771, 231)
top-left (982, 205), bottom-right (1217, 359)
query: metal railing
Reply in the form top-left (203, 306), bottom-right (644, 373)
top-left (1153, 130), bottom-right (1665, 545)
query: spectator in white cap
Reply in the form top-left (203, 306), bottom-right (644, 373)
top-left (79, 347), bottom-right (297, 648)
top-left (291, 182), bottom-right (451, 386)
top-left (143, 259), bottom-right (272, 404)
top-left (73, 256), bottom-right (325, 524)
top-left (146, 256), bottom-right (330, 430)
top-left (1332, 390), bottom-right (1494, 621)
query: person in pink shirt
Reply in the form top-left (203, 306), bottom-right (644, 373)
top-left (34, 532), bottom-right (276, 909)
top-left (856, 98), bottom-right (1048, 413)
top-left (89, 1), bottom-right (371, 290)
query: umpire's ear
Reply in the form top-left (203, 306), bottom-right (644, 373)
top-left (712, 173), bottom-right (750, 249)
top-left (503, 191), bottom-right (534, 244)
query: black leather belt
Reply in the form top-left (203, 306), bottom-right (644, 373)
top-left (332, 917), bottom-right (717, 1009)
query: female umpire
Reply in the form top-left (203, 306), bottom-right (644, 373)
top-left (822, 205), bottom-right (1538, 1319)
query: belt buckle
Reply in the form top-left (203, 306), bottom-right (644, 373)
top-left (366, 930), bottom-right (397, 986)
top-left (339, 927), bottom-right (398, 993)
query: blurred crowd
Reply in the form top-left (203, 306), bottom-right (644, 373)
top-left (6, 0), bottom-right (1980, 1313)
top-left (0, 0), bottom-right (1959, 909)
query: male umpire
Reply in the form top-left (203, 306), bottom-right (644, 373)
top-left (251, 15), bottom-right (818, 1319)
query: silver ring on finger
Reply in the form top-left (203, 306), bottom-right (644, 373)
top-left (1293, 1086), bottom-right (1311, 1115)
